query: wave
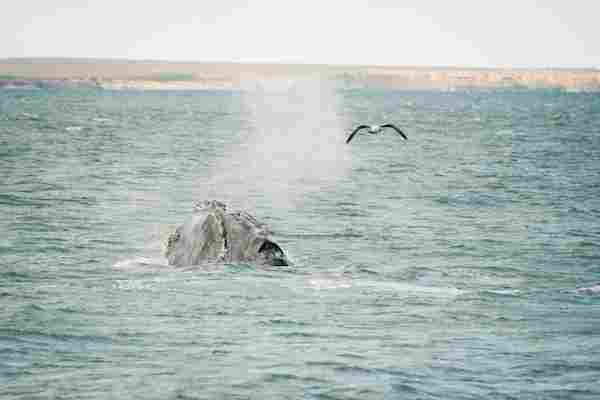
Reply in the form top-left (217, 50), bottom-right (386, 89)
top-left (112, 257), bottom-right (168, 269)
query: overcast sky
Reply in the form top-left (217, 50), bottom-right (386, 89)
top-left (3, 1), bottom-right (598, 68)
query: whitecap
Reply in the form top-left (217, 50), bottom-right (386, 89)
top-left (92, 117), bottom-right (112, 123)
top-left (15, 112), bottom-right (40, 121)
top-left (308, 278), bottom-right (353, 290)
top-left (112, 257), bottom-right (168, 269)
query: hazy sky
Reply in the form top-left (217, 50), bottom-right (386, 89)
top-left (3, 0), bottom-right (599, 68)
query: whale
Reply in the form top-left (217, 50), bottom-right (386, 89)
top-left (165, 200), bottom-right (290, 267)
top-left (575, 283), bottom-right (600, 295)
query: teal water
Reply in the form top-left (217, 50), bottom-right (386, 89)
top-left (1, 84), bottom-right (600, 399)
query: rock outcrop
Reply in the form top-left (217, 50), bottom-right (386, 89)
top-left (165, 200), bottom-right (290, 267)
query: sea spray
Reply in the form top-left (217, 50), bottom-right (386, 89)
top-left (198, 77), bottom-right (351, 215)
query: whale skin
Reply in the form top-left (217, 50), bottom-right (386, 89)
top-left (165, 200), bottom-right (290, 267)
top-left (575, 284), bottom-right (600, 295)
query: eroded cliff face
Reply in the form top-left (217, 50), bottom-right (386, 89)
top-left (359, 68), bottom-right (600, 91)
top-left (165, 201), bottom-right (289, 267)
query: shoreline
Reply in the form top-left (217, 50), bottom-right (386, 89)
top-left (2, 58), bottom-right (600, 91)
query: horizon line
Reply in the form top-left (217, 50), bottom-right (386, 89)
top-left (1, 56), bottom-right (599, 72)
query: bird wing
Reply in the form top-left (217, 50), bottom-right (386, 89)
top-left (345, 125), bottom-right (370, 144)
top-left (381, 124), bottom-right (408, 140)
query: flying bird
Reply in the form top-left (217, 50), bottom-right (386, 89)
top-left (345, 124), bottom-right (408, 144)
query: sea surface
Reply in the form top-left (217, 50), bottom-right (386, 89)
top-left (1, 82), bottom-right (600, 399)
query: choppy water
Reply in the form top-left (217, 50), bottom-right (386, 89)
top-left (1, 83), bottom-right (600, 399)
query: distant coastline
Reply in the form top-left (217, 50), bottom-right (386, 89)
top-left (1, 58), bottom-right (599, 91)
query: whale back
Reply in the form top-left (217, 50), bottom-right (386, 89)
top-left (165, 201), bottom-right (289, 267)
top-left (166, 203), bottom-right (227, 266)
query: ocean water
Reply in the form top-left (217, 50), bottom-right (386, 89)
top-left (1, 82), bottom-right (600, 399)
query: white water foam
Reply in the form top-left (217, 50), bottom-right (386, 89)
top-left (112, 256), bottom-right (169, 270)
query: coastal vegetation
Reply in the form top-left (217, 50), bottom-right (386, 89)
top-left (148, 72), bottom-right (196, 82)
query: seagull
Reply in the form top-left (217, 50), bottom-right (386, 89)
top-left (345, 123), bottom-right (408, 144)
